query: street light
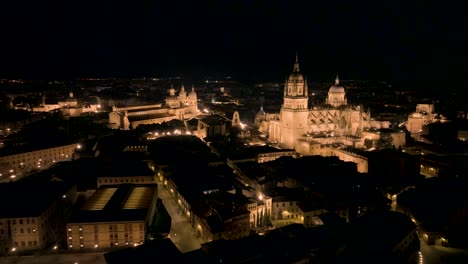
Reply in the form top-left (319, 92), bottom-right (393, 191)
top-left (258, 193), bottom-right (263, 201)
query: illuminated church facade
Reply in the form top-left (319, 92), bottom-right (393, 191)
top-left (109, 85), bottom-right (198, 130)
top-left (256, 56), bottom-right (386, 154)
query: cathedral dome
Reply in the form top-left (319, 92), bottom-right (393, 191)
top-left (329, 85), bottom-right (345, 93)
top-left (288, 72), bottom-right (304, 82)
top-left (328, 76), bottom-right (345, 93)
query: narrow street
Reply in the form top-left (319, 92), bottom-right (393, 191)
top-left (158, 185), bottom-right (204, 253)
top-left (420, 240), bottom-right (468, 264)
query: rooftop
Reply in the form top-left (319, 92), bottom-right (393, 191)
top-left (104, 239), bottom-right (181, 264)
top-left (127, 112), bottom-right (173, 122)
top-left (0, 174), bottom-right (74, 218)
top-left (69, 184), bottom-right (157, 223)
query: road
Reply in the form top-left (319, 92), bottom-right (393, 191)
top-left (421, 240), bottom-right (468, 264)
top-left (0, 252), bottom-right (106, 264)
top-left (158, 185), bottom-right (204, 253)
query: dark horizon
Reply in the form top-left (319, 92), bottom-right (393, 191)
top-left (0, 1), bottom-right (466, 90)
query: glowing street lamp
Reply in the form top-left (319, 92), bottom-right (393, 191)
top-left (258, 193), bottom-right (264, 201)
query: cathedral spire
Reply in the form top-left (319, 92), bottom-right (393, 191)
top-left (293, 52), bottom-right (300, 72)
top-left (335, 74), bottom-right (340, 85)
top-left (169, 83), bottom-right (175, 96)
top-left (180, 84), bottom-right (186, 94)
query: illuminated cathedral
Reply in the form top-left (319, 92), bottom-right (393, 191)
top-left (256, 55), bottom-right (385, 154)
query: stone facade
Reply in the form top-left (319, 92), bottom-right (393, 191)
top-left (256, 56), bottom-right (384, 154)
top-left (108, 85), bottom-right (198, 130)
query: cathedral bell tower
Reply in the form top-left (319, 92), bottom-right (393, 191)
top-left (279, 53), bottom-right (310, 149)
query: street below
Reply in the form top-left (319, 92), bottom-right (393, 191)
top-left (158, 184), bottom-right (204, 253)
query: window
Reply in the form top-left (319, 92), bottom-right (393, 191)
top-left (20, 228), bottom-right (24, 233)
top-left (21, 242), bottom-right (25, 247)
top-left (13, 219), bottom-right (16, 225)
top-left (20, 219), bottom-right (23, 225)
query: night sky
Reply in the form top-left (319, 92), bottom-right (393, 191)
top-left (0, 0), bottom-right (466, 88)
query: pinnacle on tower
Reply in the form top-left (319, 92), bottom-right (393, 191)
top-left (180, 84), bottom-right (186, 95)
top-left (169, 83), bottom-right (175, 96)
top-left (293, 52), bottom-right (300, 72)
top-left (335, 74), bottom-right (340, 85)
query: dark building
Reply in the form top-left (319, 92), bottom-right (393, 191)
top-left (339, 211), bottom-right (419, 264)
top-left (366, 149), bottom-right (421, 191)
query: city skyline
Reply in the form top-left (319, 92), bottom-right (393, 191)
top-left (0, 1), bottom-right (466, 89)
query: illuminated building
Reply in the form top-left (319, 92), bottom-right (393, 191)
top-left (32, 92), bottom-right (102, 116)
top-left (0, 177), bottom-right (77, 253)
top-left (97, 161), bottom-right (157, 188)
top-left (406, 104), bottom-right (436, 133)
top-left (108, 85), bottom-right (198, 130)
top-left (66, 184), bottom-right (158, 249)
top-left (256, 55), bottom-right (391, 154)
top-left (0, 143), bottom-right (80, 182)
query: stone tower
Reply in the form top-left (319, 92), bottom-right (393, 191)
top-left (279, 54), bottom-right (310, 148)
